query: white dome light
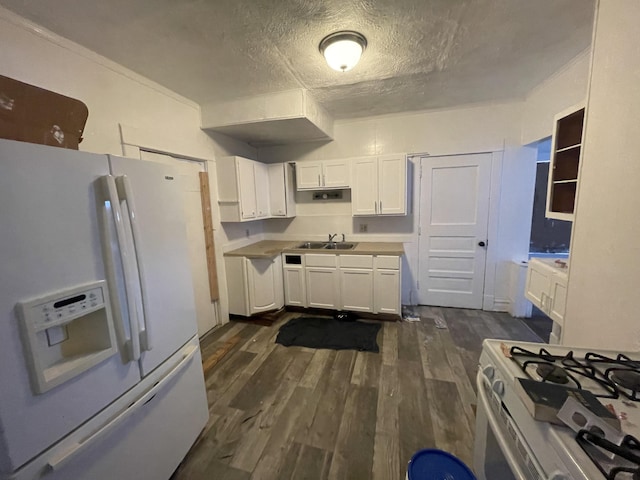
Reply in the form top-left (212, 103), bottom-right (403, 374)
top-left (319, 31), bottom-right (367, 72)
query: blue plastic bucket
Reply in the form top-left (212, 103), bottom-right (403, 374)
top-left (406, 449), bottom-right (476, 480)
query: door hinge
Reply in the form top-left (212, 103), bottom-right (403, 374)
top-left (419, 164), bottom-right (423, 179)
top-left (418, 226), bottom-right (421, 236)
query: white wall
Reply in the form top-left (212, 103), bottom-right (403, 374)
top-left (562, 1), bottom-right (640, 350)
top-left (260, 102), bottom-right (537, 308)
top-left (521, 50), bottom-right (591, 145)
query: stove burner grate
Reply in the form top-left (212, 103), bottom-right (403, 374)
top-left (577, 430), bottom-right (640, 479)
top-left (536, 363), bottom-right (570, 384)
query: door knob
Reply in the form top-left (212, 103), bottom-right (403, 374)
top-left (478, 241), bottom-right (486, 247)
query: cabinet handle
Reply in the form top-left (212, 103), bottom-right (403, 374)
top-left (374, 201), bottom-right (377, 214)
top-left (317, 174), bottom-right (321, 186)
top-left (380, 201), bottom-right (382, 212)
top-left (322, 174), bottom-right (326, 186)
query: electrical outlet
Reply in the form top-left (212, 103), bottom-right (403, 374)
top-left (359, 224), bottom-right (368, 233)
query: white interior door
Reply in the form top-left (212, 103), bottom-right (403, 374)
top-left (418, 154), bottom-right (492, 308)
top-left (140, 151), bottom-right (218, 337)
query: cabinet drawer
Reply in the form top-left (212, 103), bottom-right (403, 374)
top-left (305, 254), bottom-right (337, 268)
top-left (374, 255), bottom-right (400, 270)
top-left (339, 255), bottom-right (373, 269)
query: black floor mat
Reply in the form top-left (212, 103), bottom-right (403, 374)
top-left (275, 317), bottom-right (381, 352)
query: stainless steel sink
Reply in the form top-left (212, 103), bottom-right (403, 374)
top-left (324, 242), bottom-right (357, 250)
top-left (295, 241), bottom-right (358, 250)
top-left (296, 242), bottom-right (327, 249)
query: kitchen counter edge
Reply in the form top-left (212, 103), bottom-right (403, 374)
top-left (224, 240), bottom-right (405, 259)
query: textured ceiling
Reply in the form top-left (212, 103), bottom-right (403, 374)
top-left (0, 0), bottom-right (595, 119)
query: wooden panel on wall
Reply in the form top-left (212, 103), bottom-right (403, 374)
top-left (199, 171), bottom-right (220, 301)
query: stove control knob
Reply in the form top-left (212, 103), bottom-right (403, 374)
top-left (492, 379), bottom-right (504, 397)
top-left (548, 472), bottom-right (569, 480)
top-left (482, 365), bottom-right (495, 380)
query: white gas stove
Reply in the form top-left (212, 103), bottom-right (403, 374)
top-left (474, 339), bottom-right (640, 480)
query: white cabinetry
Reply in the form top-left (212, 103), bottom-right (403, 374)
top-left (295, 159), bottom-right (350, 190)
top-left (217, 156), bottom-right (259, 222)
top-left (374, 256), bottom-right (401, 314)
top-left (225, 255), bottom-right (284, 316)
top-left (283, 254), bottom-right (306, 307)
top-left (352, 154), bottom-right (407, 216)
top-left (254, 162), bottom-right (270, 218)
top-left (287, 253), bottom-right (401, 315)
top-left (305, 254), bottom-right (339, 309)
top-left (524, 258), bottom-right (568, 327)
top-left (268, 163), bottom-right (296, 217)
top-left (339, 255), bottom-right (374, 312)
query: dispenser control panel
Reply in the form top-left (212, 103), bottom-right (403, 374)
top-left (33, 286), bottom-right (105, 330)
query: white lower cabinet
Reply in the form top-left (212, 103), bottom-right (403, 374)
top-left (524, 258), bottom-right (568, 326)
top-left (340, 269), bottom-right (374, 312)
top-left (305, 254), bottom-right (339, 309)
top-left (374, 256), bottom-right (401, 314)
top-left (225, 255), bottom-right (284, 316)
top-left (289, 253), bottom-right (401, 315)
top-left (283, 254), bottom-right (306, 307)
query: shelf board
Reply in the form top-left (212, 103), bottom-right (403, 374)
top-left (556, 143), bottom-right (581, 153)
top-left (553, 179), bottom-right (578, 184)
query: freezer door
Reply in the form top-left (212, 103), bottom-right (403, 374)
top-left (0, 140), bottom-right (141, 473)
top-left (108, 155), bottom-right (198, 376)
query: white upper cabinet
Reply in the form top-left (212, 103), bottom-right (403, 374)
top-left (546, 102), bottom-right (585, 222)
top-left (268, 163), bottom-right (296, 218)
top-left (217, 156), bottom-right (294, 222)
top-left (295, 159), bottom-right (350, 190)
top-left (352, 154), bottom-right (407, 216)
top-left (254, 162), bottom-right (270, 218)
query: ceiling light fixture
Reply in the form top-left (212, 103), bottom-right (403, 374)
top-left (319, 31), bottom-right (367, 72)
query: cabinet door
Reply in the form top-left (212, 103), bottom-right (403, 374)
top-left (237, 158), bottom-right (257, 219)
top-left (323, 159), bottom-right (350, 188)
top-left (351, 157), bottom-right (378, 215)
top-left (268, 163), bottom-right (286, 216)
top-left (247, 258), bottom-right (281, 314)
top-left (374, 269), bottom-right (400, 314)
top-left (254, 162), bottom-right (270, 218)
top-left (340, 269), bottom-right (373, 312)
top-left (296, 162), bottom-right (322, 190)
top-left (378, 154), bottom-right (407, 215)
top-left (306, 268), bottom-right (339, 309)
top-left (284, 267), bottom-right (306, 307)
top-left (548, 275), bottom-right (567, 325)
top-left (524, 263), bottom-right (552, 313)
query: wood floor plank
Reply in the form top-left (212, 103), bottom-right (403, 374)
top-left (382, 322), bottom-right (398, 366)
top-left (229, 379), bottom-right (299, 472)
top-left (398, 321), bottom-right (421, 362)
top-left (329, 385), bottom-right (378, 479)
top-left (373, 364), bottom-right (400, 480)
top-left (299, 348), bottom-right (333, 389)
top-left (302, 349), bottom-right (356, 450)
top-left (425, 378), bottom-right (475, 467)
top-left (397, 359), bottom-right (435, 479)
top-left (251, 386), bottom-right (315, 480)
top-left (229, 346), bottom-right (294, 411)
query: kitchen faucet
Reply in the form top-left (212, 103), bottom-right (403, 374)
top-left (341, 233), bottom-right (346, 242)
top-left (328, 233), bottom-right (337, 242)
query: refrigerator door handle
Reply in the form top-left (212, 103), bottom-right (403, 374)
top-left (47, 343), bottom-right (199, 471)
top-left (103, 175), bottom-right (141, 362)
top-left (116, 175), bottom-right (152, 352)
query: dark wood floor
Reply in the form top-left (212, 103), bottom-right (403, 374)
top-left (171, 307), bottom-right (542, 480)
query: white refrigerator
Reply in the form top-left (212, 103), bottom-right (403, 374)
top-left (0, 139), bottom-right (208, 480)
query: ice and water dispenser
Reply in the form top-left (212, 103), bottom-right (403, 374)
top-left (17, 280), bottom-right (118, 394)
